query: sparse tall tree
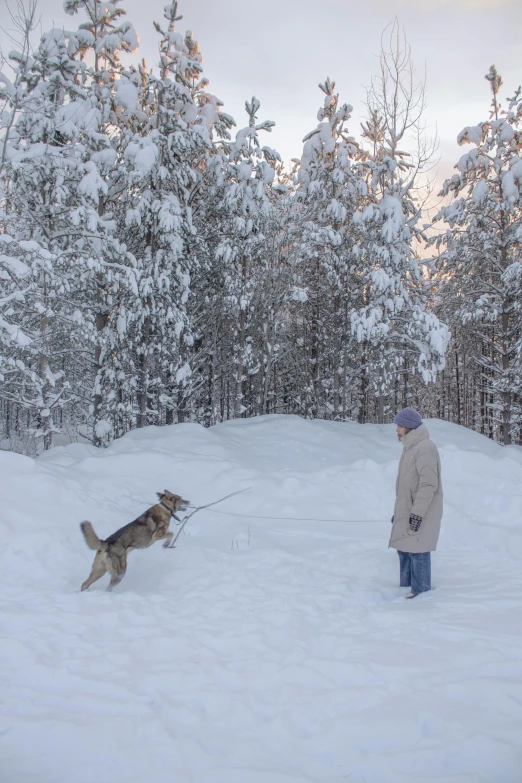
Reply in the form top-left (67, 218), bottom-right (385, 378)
top-left (353, 20), bottom-right (448, 423)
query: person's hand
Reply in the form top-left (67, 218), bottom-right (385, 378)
top-left (409, 514), bottom-right (422, 532)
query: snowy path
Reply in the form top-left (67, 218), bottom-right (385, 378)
top-left (1, 416), bottom-right (522, 783)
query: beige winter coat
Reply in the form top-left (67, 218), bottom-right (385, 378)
top-left (389, 424), bottom-right (443, 553)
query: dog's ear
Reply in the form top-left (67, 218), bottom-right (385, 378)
top-left (156, 492), bottom-right (163, 500)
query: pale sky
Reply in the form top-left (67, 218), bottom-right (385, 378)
top-left (1, 0), bottom-right (521, 195)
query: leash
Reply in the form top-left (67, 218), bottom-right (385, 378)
top-left (192, 507), bottom-right (370, 524)
top-left (164, 487), bottom-right (252, 548)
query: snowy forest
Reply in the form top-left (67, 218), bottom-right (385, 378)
top-left (1, 0), bottom-right (521, 453)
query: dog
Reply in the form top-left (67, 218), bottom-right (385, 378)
top-left (80, 490), bottom-right (190, 591)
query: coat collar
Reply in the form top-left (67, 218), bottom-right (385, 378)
top-left (402, 423), bottom-right (429, 450)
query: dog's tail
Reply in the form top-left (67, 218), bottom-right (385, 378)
top-left (80, 521), bottom-right (103, 551)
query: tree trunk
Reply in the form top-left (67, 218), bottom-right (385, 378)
top-left (455, 348), bottom-right (461, 426)
top-left (136, 313), bottom-right (151, 429)
top-left (358, 343), bottom-right (368, 424)
top-left (500, 311), bottom-right (512, 445)
top-left (93, 195), bottom-right (109, 447)
top-left (332, 294), bottom-right (340, 418)
top-left (39, 307), bottom-right (52, 451)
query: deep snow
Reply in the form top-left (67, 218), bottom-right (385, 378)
top-left (1, 415), bottom-right (522, 783)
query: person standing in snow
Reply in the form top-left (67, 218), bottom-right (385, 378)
top-left (389, 408), bottom-right (443, 599)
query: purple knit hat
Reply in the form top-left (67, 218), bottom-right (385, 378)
top-left (393, 407), bottom-right (422, 430)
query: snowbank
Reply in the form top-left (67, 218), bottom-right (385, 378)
top-left (1, 416), bottom-right (521, 782)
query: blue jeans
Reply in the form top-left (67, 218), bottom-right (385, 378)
top-left (398, 551), bottom-right (431, 594)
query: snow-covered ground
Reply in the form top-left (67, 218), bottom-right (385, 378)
top-left (1, 415), bottom-right (522, 783)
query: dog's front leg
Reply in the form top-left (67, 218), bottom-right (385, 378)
top-left (160, 531), bottom-right (174, 548)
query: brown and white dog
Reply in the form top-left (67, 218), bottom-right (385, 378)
top-left (80, 490), bottom-right (189, 591)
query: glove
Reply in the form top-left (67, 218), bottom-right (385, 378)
top-left (409, 514), bottom-right (422, 532)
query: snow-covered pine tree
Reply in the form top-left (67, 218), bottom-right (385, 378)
top-left (291, 78), bottom-right (366, 420)
top-left (353, 22), bottom-right (448, 422)
top-left (63, 0), bottom-right (140, 445)
top-left (0, 237), bottom-right (59, 451)
top-left (154, 19), bottom-right (239, 428)
top-left (214, 97), bottom-right (279, 418)
top-left (433, 67), bottom-right (522, 444)
top-left (253, 168), bottom-right (299, 416)
top-left (0, 25), bottom-right (91, 450)
top-left (121, 1), bottom-right (235, 427)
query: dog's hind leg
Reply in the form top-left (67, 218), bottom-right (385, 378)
top-left (81, 552), bottom-right (107, 591)
top-left (106, 554), bottom-right (127, 592)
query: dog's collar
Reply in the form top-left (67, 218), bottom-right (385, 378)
top-left (159, 500), bottom-right (180, 521)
